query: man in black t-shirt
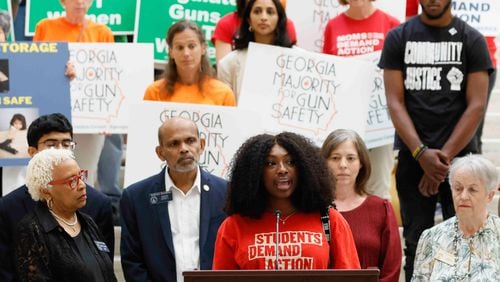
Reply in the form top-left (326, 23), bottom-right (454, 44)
top-left (378, 0), bottom-right (492, 280)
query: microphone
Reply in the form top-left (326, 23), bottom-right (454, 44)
top-left (275, 210), bottom-right (281, 270)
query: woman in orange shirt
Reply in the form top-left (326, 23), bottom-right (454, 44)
top-left (144, 20), bottom-right (235, 106)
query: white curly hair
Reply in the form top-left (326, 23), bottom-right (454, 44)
top-left (26, 148), bottom-right (75, 201)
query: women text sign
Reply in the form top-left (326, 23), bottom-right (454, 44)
top-left (69, 43), bottom-right (153, 133)
top-left (124, 101), bottom-right (261, 185)
top-left (26, 0), bottom-right (137, 35)
top-left (238, 43), bottom-right (373, 146)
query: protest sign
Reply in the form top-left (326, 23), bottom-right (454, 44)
top-left (0, 42), bottom-right (71, 165)
top-left (354, 51), bottom-right (394, 148)
top-left (452, 0), bottom-right (500, 36)
top-left (286, 0), bottom-right (405, 52)
top-left (238, 43), bottom-right (373, 146)
top-left (69, 43), bottom-right (153, 133)
top-left (124, 101), bottom-right (261, 185)
top-left (26, 0), bottom-right (136, 35)
top-left (134, 0), bottom-right (235, 66)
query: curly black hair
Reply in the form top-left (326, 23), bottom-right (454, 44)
top-left (225, 132), bottom-right (334, 218)
top-left (234, 0), bottom-right (293, 50)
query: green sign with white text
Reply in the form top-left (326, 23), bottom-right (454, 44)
top-left (26, 0), bottom-right (136, 36)
top-left (134, 0), bottom-right (236, 66)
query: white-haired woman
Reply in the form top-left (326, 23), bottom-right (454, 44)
top-left (14, 149), bottom-right (116, 282)
top-left (412, 154), bottom-right (500, 281)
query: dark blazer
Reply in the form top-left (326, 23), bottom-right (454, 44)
top-left (14, 202), bottom-right (116, 282)
top-left (120, 167), bottom-right (227, 282)
top-left (0, 184), bottom-right (114, 282)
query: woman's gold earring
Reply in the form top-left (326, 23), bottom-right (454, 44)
top-left (47, 198), bottom-right (54, 210)
top-left (249, 26), bottom-right (253, 32)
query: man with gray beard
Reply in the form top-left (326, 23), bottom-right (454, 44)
top-left (120, 117), bottom-right (227, 282)
top-left (378, 0), bottom-right (492, 280)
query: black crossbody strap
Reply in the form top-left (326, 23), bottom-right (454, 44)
top-left (320, 206), bottom-right (331, 244)
top-left (320, 205), bottom-right (333, 268)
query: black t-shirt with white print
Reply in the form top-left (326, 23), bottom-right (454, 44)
top-left (379, 16), bottom-right (492, 152)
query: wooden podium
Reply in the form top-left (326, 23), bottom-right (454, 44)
top-left (184, 269), bottom-right (380, 282)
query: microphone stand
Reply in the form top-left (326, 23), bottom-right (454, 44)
top-left (275, 210), bottom-right (281, 270)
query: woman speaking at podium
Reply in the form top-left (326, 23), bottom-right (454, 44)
top-left (213, 132), bottom-right (360, 270)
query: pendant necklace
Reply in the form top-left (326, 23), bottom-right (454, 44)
top-left (49, 210), bottom-right (78, 232)
top-left (280, 210), bottom-right (297, 225)
top-left (453, 216), bottom-right (488, 281)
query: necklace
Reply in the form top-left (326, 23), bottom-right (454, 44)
top-left (453, 216), bottom-right (488, 281)
top-left (49, 210), bottom-right (78, 232)
top-left (279, 211), bottom-right (297, 225)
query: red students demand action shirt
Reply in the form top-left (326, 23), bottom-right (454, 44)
top-left (213, 208), bottom-right (360, 270)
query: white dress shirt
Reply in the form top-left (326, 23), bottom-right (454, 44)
top-left (164, 167), bottom-right (201, 282)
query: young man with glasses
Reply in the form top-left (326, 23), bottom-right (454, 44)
top-left (0, 113), bottom-right (114, 282)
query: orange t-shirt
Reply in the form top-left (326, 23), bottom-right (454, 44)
top-left (143, 78), bottom-right (236, 106)
top-left (33, 17), bottom-right (114, 42)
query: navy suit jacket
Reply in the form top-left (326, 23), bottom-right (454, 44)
top-left (0, 184), bottom-right (114, 282)
top-left (120, 168), bottom-right (227, 282)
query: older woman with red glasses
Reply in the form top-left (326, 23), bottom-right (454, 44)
top-left (13, 149), bottom-right (116, 282)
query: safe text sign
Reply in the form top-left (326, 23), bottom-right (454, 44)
top-left (0, 42), bottom-right (71, 166)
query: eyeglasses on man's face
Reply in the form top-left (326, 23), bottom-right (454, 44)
top-left (38, 139), bottom-right (77, 150)
top-left (49, 169), bottom-right (88, 190)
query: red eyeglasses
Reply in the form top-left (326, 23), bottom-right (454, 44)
top-left (49, 170), bottom-right (88, 190)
